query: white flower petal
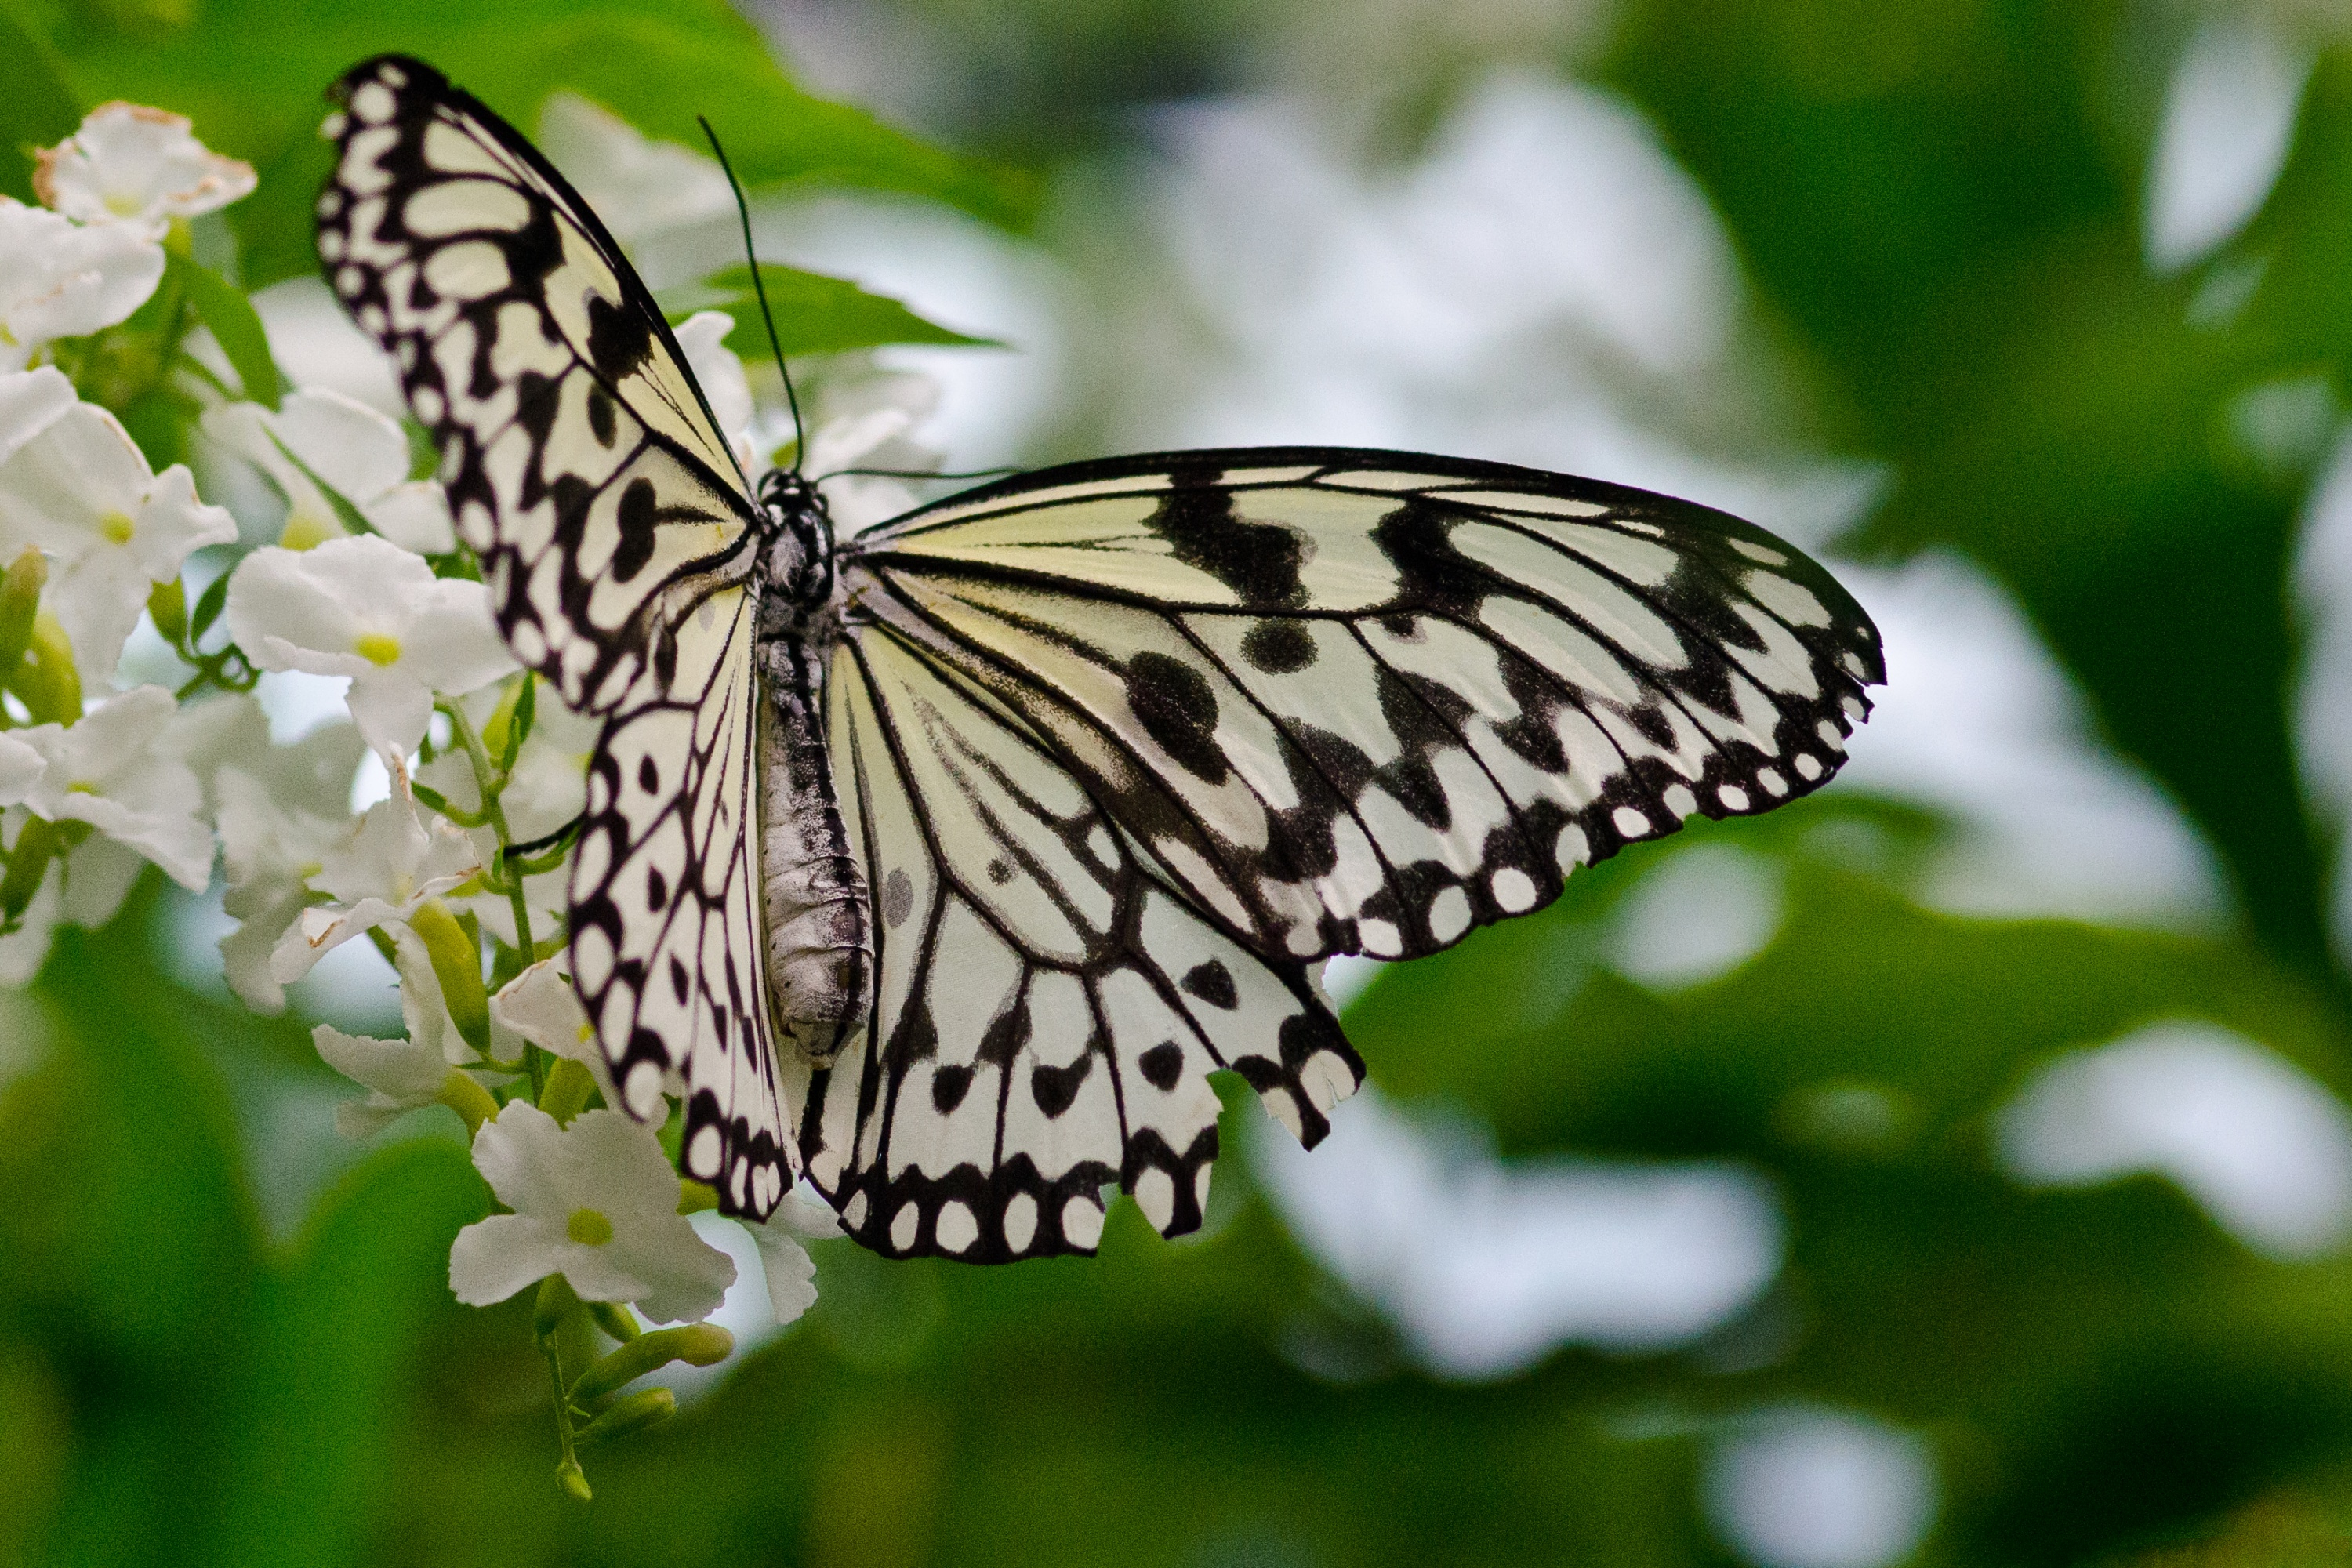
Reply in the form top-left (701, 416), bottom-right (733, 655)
top-left (16, 686), bottom-right (216, 888)
top-left (269, 387), bottom-right (411, 502)
top-left (34, 102), bottom-right (256, 225)
top-left (0, 367), bottom-right (76, 467)
top-left (362, 481), bottom-right (456, 554)
top-left (0, 733), bottom-right (42, 807)
top-left (0, 198), bottom-right (164, 368)
top-left (751, 1227), bottom-right (819, 1325)
top-left (314, 1022), bottom-right (450, 1103)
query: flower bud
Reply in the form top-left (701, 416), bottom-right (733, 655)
top-left (437, 1069), bottom-right (499, 1137)
top-left (572, 1388), bottom-right (677, 1450)
top-left (407, 898), bottom-right (492, 1054)
top-left (538, 1056), bottom-right (596, 1126)
top-left (557, 1457), bottom-right (592, 1503)
top-left (677, 1178), bottom-right (718, 1215)
top-left (568, 1323), bottom-right (733, 1406)
top-left (590, 1301), bottom-right (641, 1343)
top-left (148, 577), bottom-right (187, 645)
top-left (0, 548), bottom-right (44, 675)
top-left (4, 608), bottom-right (78, 727)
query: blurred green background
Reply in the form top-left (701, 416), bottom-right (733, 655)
top-left (16, 0), bottom-right (2352, 1563)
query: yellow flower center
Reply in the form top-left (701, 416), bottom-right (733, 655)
top-left (98, 511), bottom-right (135, 546)
top-left (567, 1207), bottom-right (614, 1247)
top-left (353, 632), bottom-right (401, 667)
top-left (104, 190), bottom-right (145, 219)
top-left (279, 512), bottom-right (336, 551)
top-left (66, 781), bottom-right (99, 794)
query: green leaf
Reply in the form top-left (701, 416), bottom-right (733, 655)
top-left (170, 252), bottom-right (282, 408)
top-left (52, 0), bottom-right (1036, 290)
top-left (0, 4), bottom-right (79, 204)
top-left (661, 262), bottom-right (999, 360)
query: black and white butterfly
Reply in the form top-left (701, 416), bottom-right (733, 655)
top-left (314, 55), bottom-right (1883, 1261)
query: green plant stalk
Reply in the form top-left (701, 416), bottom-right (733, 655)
top-left (438, 690), bottom-right (546, 1097)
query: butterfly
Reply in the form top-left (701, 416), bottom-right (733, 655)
top-left (314, 54), bottom-right (1884, 1261)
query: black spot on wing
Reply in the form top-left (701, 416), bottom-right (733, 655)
top-left (614, 477), bottom-right (659, 583)
top-left (1158, 463), bottom-right (1308, 608)
top-left (1127, 649), bottom-right (1226, 782)
top-left (1241, 619), bottom-right (1316, 673)
top-left (585, 291), bottom-right (652, 379)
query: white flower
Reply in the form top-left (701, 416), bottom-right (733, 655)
top-left (314, 924), bottom-right (511, 1136)
top-left (13, 685), bottom-right (215, 888)
top-left (749, 1189), bottom-right (840, 1325)
top-left (673, 311), bottom-right (757, 477)
top-left (450, 1102), bottom-right (736, 1324)
top-left (203, 389), bottom-right (454, 553)
top-left (268, 793), bottom-right (480, 985)
top-left (0, 367), bottom-right (76, 467)
top-left (535, 93), bottom-right (733, 247)
top-left (33, 102), bottom-right (256, 227)
top-left (224, 536), bottom-right (516, 766)
top-left (807, 362), bottom-right (946, 535)
top-left (0, 397), bottom-right (238, 683)
top-left (0, 198), bottom-right (165, 370)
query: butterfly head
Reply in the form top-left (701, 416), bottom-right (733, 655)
top-left (756, 467), bottom-right (836, 614)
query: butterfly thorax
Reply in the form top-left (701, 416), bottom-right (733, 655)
top-left (753, 469), bottom-right (838, 644)
top-left (749, 467), bottom-right (874, 1069)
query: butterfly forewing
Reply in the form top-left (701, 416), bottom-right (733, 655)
top-left (841, 449), bottom-right (1882, 969)
top-left (317, 55), bottom-right (753, 717)
top-left (317, 55), bottom-right (793, 1218)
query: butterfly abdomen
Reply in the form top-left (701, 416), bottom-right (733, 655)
top-left (758, 604), bottom-right (873, 1067)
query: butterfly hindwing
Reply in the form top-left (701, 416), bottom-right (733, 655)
top-left (317, 54), bottom-right (753, 718)
top-left (843, 447), bottom-right (1882, 968)
top-left (570, 586), bottom-right (794, 1215)
top-left (787, 630), bottom-right (1363, 1259)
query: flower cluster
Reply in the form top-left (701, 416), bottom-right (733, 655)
top-left (0, 98), bottom-right (943, 1497)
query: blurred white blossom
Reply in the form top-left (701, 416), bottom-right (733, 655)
top-left (204, 388), bottom-right (454, 553)
top-left (450, 1102), bottom-right (736, 1324)
top-left (34, 102), bottom-right (256, 227)
top-left (224, 535), bottom-right (514, 767)
top-left (535, 93), bottom-right (733, 247)
top-left (13, 684), bottom-right (215, 888)
top-left (674, 311), bottom-right (757, 475)
top-left (0, 397), bottom-right (237, 682)
top-left (268, 793), bottom-right (479, 985)
top-left (0, 198), bottom-right (165, 369)
top-left (808, 363), bottom-right (946, 534)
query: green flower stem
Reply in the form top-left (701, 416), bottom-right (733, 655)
top-left (534, 1275), bottom-right (591, 1501)
top-left (437, 691), bottom-right (546, 1096)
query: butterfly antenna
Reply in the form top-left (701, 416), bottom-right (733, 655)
top-left (698, 114), bottom-right (805, 473)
